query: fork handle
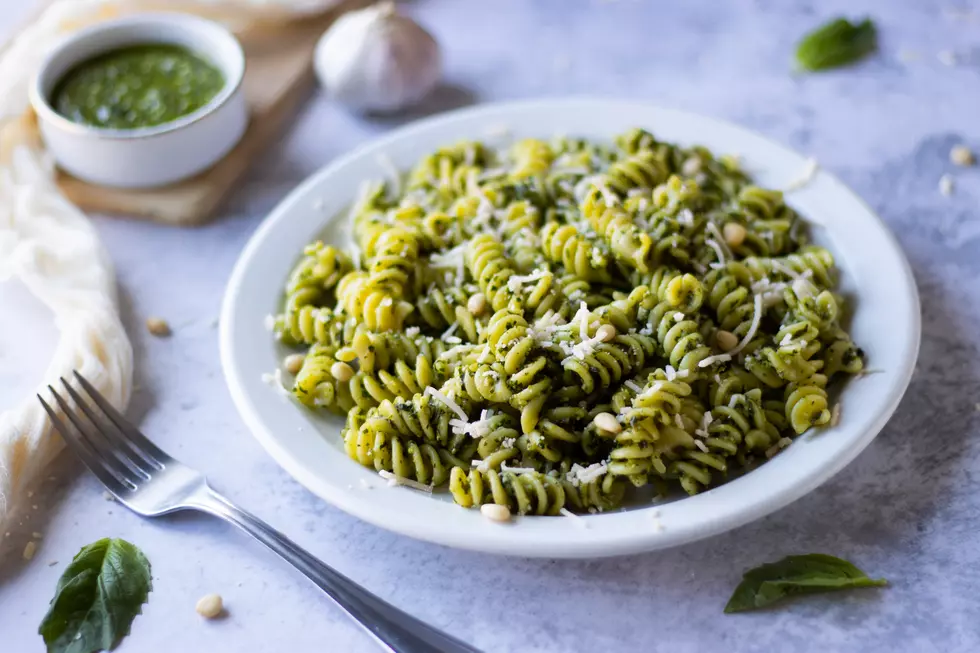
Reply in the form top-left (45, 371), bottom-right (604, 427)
top-left (193, 489), bottom-right (481, 653)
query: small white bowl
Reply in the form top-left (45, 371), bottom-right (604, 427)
top-left (30, 13), bottom-right (248, 189)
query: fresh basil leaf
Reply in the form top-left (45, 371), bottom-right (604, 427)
top-left (39, 538), bottom-right (152, 653)
top-left (795, 17), bottom-right (877, 72)
top-left (725, 554), bottom-right (886, 613)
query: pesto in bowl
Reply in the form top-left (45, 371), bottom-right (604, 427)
top-left (51, 44), bottom-right (225, 130)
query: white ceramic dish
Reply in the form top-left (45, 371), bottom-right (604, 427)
top-left (30, 13), bottom-right (247, 189)
top-left (220, 99), bottom-right (920, 558)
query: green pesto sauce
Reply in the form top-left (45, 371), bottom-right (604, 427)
top-left (52, 44), bottom-right (225, 130)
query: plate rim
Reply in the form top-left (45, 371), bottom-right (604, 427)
top-left (220, 97), bottom-right (921, 558)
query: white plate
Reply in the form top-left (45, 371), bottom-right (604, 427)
top-left (220, 99), bottom-right (919, 558)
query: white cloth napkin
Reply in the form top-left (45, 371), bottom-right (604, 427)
top-left (0, 0), bottom-right (340, 540)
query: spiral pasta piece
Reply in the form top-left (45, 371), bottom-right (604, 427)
top-left (344, 424), bottom-right (457, 486)
top-left (449, 467), bottom-right (566, 515)
top-left (540, 222), bottom-right (611, 282)
top-left (510, 138), bottom-right (555, 179)
top-left (284, 241), bottom-right (353, 297)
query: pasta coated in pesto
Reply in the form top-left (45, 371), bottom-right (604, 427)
top-left (271, 128), bottom-right (864, 515)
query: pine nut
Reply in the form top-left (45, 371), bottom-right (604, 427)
top-left (195, 593), bottom-right (223, 619)
top-left (467, 292), bottom-right (488, 316)
top-left (950, 145), bottom-right (975, 166)
top-left (596, 324), bottom-right (617, 342)
top-left (723, 223), bottom-right (746, 248)
top-left (594, 412), bottom-right (621, 434)
top-left (330, 361), bottom-right (354, 382)
top-left (283, 354), bottom-right (305, 375)
top-left (480, 503), bottom-right (512, 522)
top-left (715, 330), bottom-right (739, 352)
top-left (145, 317), bottom-right (171, 337)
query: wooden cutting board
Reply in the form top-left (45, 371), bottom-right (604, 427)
top-left (26, 1), bottom-right (367, 226)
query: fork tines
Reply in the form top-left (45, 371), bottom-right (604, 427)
top-left (38, 372), bottom-right (165, 496)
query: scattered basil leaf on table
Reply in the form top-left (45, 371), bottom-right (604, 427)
top-left (795, 17), bottom-right (877, 72)
top-left (725, 554), bottom-right (887, 613)
top-left (39, 538), bottom-right (152, 653)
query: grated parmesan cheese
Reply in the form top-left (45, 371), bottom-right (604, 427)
top-left (261, 369), bottom-right (292, 399)
top-left (559, 507), bottom-right (589, 528)
top-left (566, 461), bottom-right (609, 487)
top-left (624, 380), bottom-right (642, 393)
top-left (429, 243), bottom-right (467, 270)
top-left (665, 365), bottom-right (677, 381)
top-left (471, 459), bottom-right (491, 472)
top-left (704, 238), bottom-right (727, 268)
top-left (376, 153), bottom-right (402, 197)
top-left (593, 177), bottom-right (618, 207)
top-left (705, 222), bottom-right (733, 261)
top-left (726, 293), bottom-right (764, 357)
top-left (477, 345), bottom-right (493, 364)
top-left (424, 386), bottom-right (467, 421)
top-left (501, 463), bottom-right (537, 474)
top-left (770, 261), bottom-right (800, 279)
top-left (507, 269), bottom-right (549, 293)
top-left (450, 408), bottom-right (494, 439)
top-left (694, 440), bottom-right (709, 453)
top-left (698, 353), bottom-right (732, 368)
top-left (785, 158), bottom-right (819, 192)
top-left (792, 278), bottom-right (818, 299)
top-left (378, 470), bottom-right (434, 493)
top-left (264, 314), bottom-right (276, 331)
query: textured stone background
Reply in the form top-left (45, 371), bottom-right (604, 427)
top-left (2, 1), bottom-right (978, 651)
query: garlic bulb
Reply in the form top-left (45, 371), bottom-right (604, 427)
top-left (314, 2), bottom-right (441, 113)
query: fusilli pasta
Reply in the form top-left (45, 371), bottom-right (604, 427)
top-left (270, 128), bottom-right (864, 516)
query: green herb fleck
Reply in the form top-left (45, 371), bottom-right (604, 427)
top-left (725, 553), bottom-right (886, 613)
top-left (39, 538), bottom-right (152, 653)
top-left (795, 18), bottom-right (877, 72)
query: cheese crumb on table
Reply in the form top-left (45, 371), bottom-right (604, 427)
top-left (939, 174), bottom-right (955, 196)
top-left (23, 541), bottom-right (37, 561)
top-left (195, 593), bottom-right (224, 619)
top-left (145, 317), bottom-right (171, 337)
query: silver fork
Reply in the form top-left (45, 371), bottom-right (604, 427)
top-left (39, 372), bottom-right (481, 653)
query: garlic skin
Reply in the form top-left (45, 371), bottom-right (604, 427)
top-left (314, 2), bottom-right (442, 113)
